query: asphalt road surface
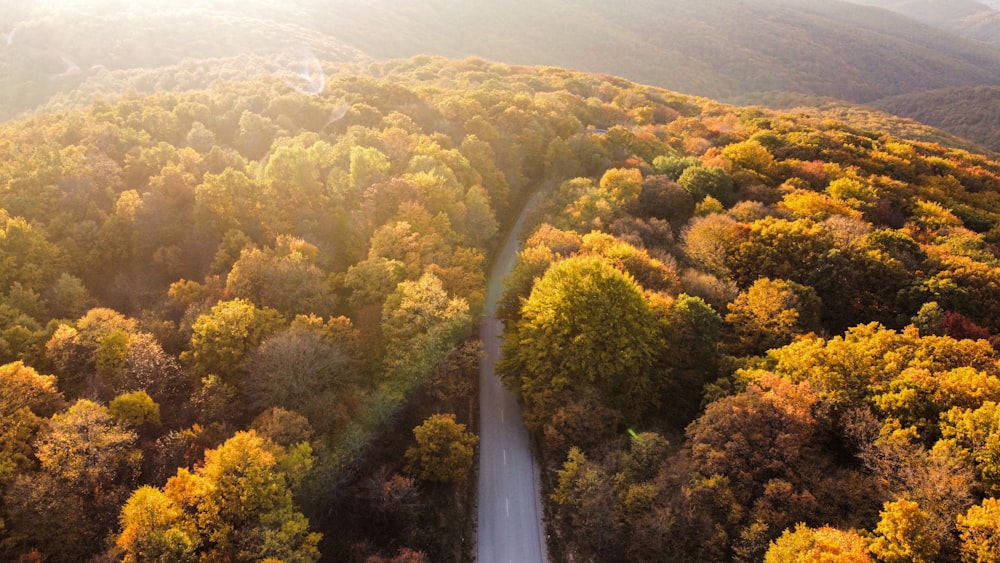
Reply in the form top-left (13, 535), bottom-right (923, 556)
top-left (476, 205), bottom-right (548, 563)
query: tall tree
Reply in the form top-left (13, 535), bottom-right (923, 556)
top-left (500, 255), bottom-right (664, 426)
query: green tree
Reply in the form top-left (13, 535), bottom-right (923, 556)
top-left (381, 272), bottom-right (470, 372)
top-left (0, 212), bottom-right (65, 295)
top-left (678, 165), bottom-right (735, 206)
top-left (344, 256), bottom-right (407, 307)
top-left (350, 145), bottom-right (391, 193)
top-left (404, 413), bottom-right (479, 482)
top-left (236, 110), bottom-right (278, 160)
top-left (661, 294), bottom-right (724, 425)
top-left (182, 298), bottom-right (284, 383)
top-left (109, 390), bottom-right (161, 428)
top-left (500, 255), bottom-right (664, 425)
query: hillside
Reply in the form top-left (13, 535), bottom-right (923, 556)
top-left (2, 57), bottom-right (1000, 561)
top-left (308, 0), bottom-right (1000, 104)
top-left (874, 85), bottom-right (1000, 152)
top-left (851, 0), bottom-right (1000, 48)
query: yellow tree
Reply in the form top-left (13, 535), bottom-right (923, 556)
top-left (404, 413), bottom-right (478, 482)
top-left (958, 498), bottom-right (1000, 563)
top-left (118, 431), bottom-right (321, 562)
top-left (765, 524), bottom-right (874, 562)
top-left (869, 499), bottom-right (941, 563)
top-left (725, 277), bottom-right (821, 356)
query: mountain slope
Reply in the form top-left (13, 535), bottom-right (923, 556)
top-left (304, 0), bottom-right (1000, 103)
top-left (873, 85), bottom-right (1000, 151)
top-left (850, 0), bottom-right (1000, 48)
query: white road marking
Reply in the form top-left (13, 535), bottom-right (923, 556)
top-left (506, 497), bottom-right (510, 517)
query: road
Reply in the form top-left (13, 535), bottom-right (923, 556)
top-left (476, 204), bottom-right (548, 563)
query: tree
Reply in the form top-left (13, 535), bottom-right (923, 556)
top-left (6, 399), bottom-right (140, 560)
top-left (404, 413), bottom-right (478, 483)
top-left (117, 431), bottom-right (321, 562)
top-left (725, 277), bottom-right (822, 356)
top-left (550, 446), bottom-right (626, 561)
top-left (599, 167), bottom-right (643, 207)
top-left (639, 174), bottom-right (695, 225)
top-left (764, 524), bottom-right (874, 563)
top-left (236, 110), bottom-right (278, 160)
top-left (109, 390), bottom-right (161, 428)
top-left (225, 236), bottom-right (336, 318)
top-left (0, 362), bottom-right (64, 479)
top-left (245, 326), bottom-right (351, 427)
top-left (182, 298), bottom-right (284, 383)
top-left (677, 165), bottom-right (735, 206)
top-left (381, 272), bottom-right (470, 373)
top-left (251, 407), bottom-right (314, 448)
top-left (869, 499), bottom-right (941, 563)
top-left (722, 139), bottom-right (776, 179)
top-left (939, 401), bottom-right (1000, 496)
top-left (118, 332), bottom-right (189, 420)
top-left (957, 498), bottom-right (1000, 563)
top-left (117, 486), bottom-right (197, 563)
top-left (689, 377), bottom-right (822, 489)
top-left (681, 213), bottom-right (744, 279)
top-left (44, 307), bottom-right (139, 397)
top-left (580, 232), bottom-right (680, 293)
top-left (661, 294), bottom-right (724, 425)
top-left (499, 256), bottom-right (664, 426)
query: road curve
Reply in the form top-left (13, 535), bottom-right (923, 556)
top-left (476, 205), bottom-right (548, 563)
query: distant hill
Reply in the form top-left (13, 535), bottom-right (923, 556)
top-left (850, 0), bottom-right (993, 23)
top-left (0, 3), bottom-right (367, 120)
top-left (873, 85), bottom-right (1000, 151)
top-left (850, 0), bottom-right (1000, 48)
top-left (301, 0), bottom-right (1000, 104)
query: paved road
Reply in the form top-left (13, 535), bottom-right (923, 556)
top-left (476, 206), bottom-right (548, 563)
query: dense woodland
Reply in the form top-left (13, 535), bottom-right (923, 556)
top-left (4, 56), bottom-right (1000, 561)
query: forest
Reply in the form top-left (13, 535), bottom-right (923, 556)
top-left (3, 55), bottom-right (1000, 561)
